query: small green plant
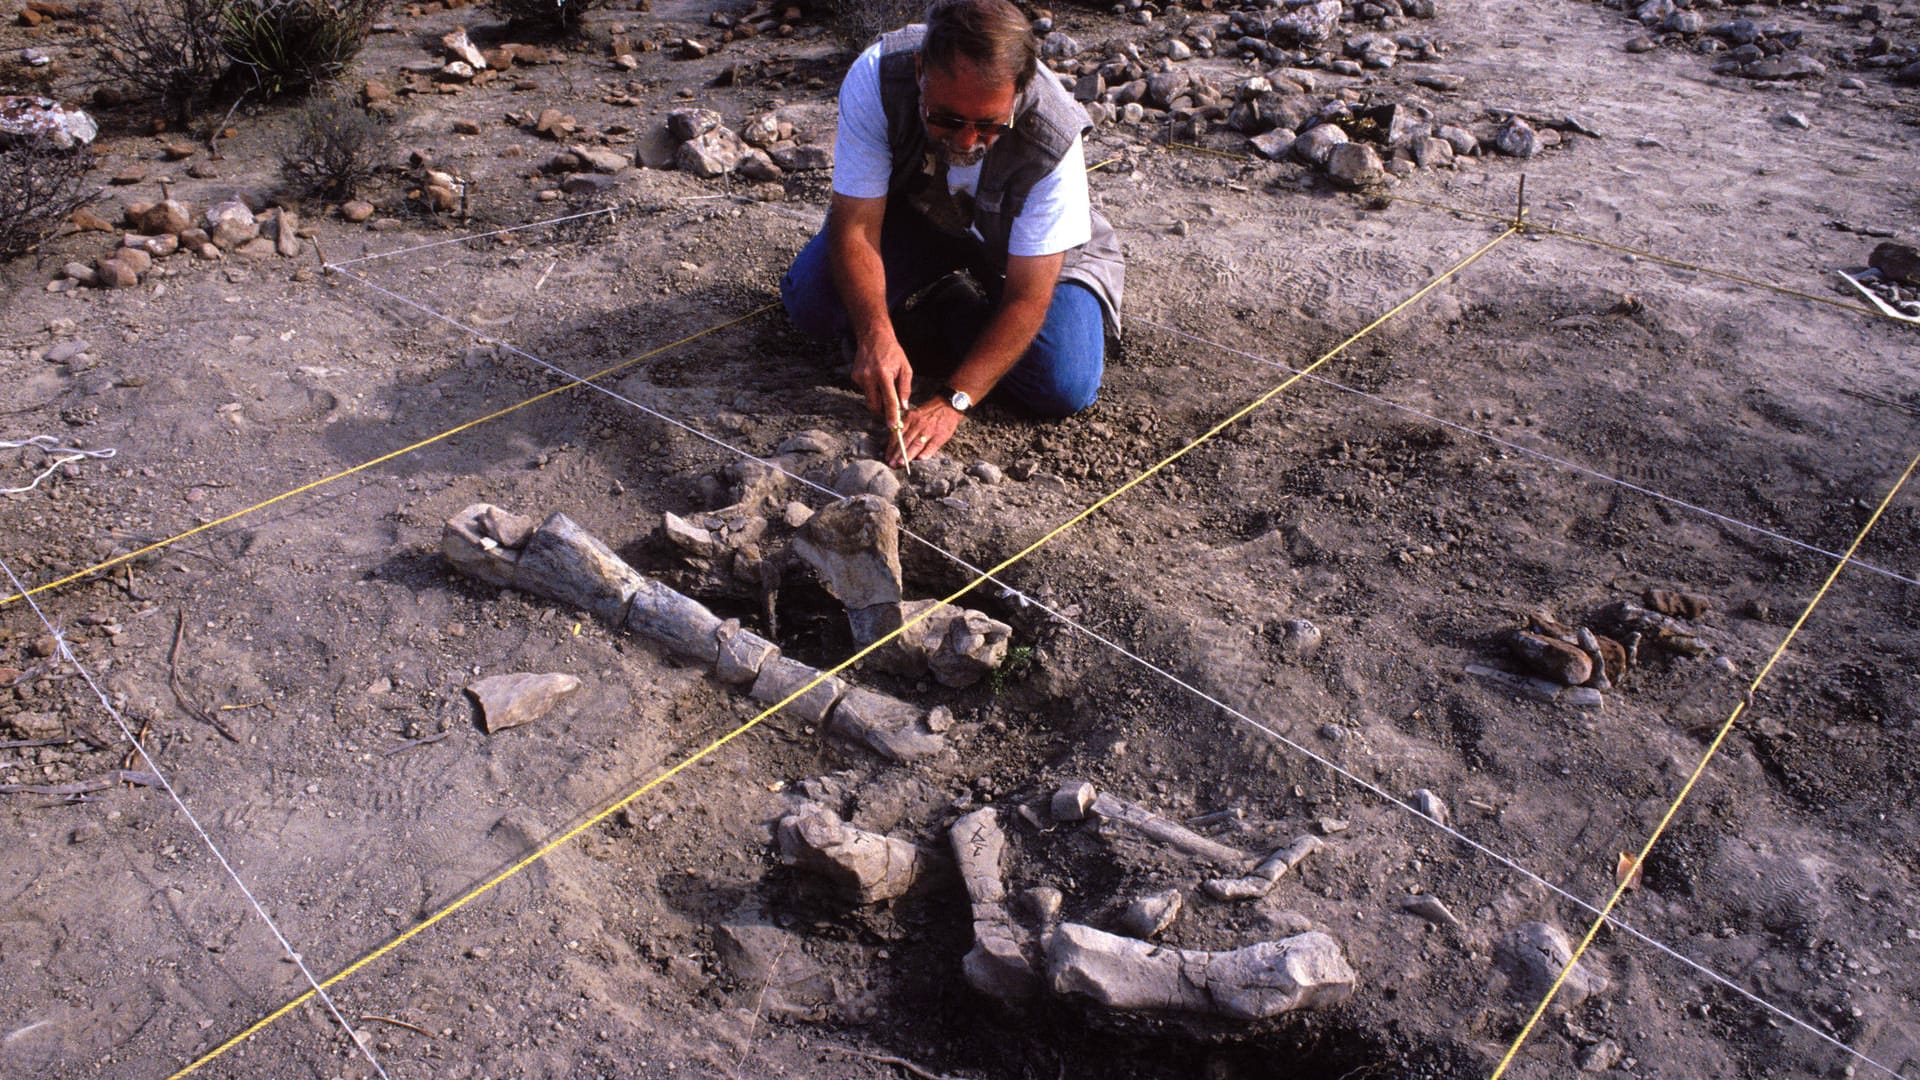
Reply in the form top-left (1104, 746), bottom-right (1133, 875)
top-left (0, 141), bottom-right (95, 259)
top-left (483, 0), bottom-right (614, 35)
top-left (280, 91), bottom-right (391, 200)
top-left (987, 644), bottom-right (1036, 694)
top-left (223, 0), bottom-right (381, 96)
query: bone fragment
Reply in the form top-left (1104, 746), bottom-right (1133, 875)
top-left (1046, 924), bottom-right (1356, 1018)
top-left (828, 686), bottom-right (945, 762)
top-left (1575, 626), bottom-right (1612, 690)
top-left (1117, 889), bottom-right (1182, 939)
top-left (950, 808), bottom-right (1040, 1000)
top-left (749, 655), bottom-right (847, 725)
top-left (1203, 835), bottom-right (1324, 901)
top-left (859, 599), bottom-right (1013, 687)
top-left (625, 577), bottom-right (724, 663)
top-left (466, 672), bottom-right (579, 733)
top-left (1089, 792), bottom-right (1253, 868)
top-left (1400, 893), bottom-right (1461, 927)
top-left (514, 512), bottom-right (644, 624)
top-left (441, 503), bottom-right (530, 588)
top-left (792, 495), bottom-right (903, 612)
top-left (661, 511), bottom-right (730, 559)
top-left (777, 802), bottom-right (925, 904)
top-left (1051, 781), bottom-right (1097, 822)
top-left (712, 619), bottom-right (780, 686)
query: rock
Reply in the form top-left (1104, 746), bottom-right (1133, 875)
top-left (534, 108), bottom-right (576, 139)
top-left (1664, 11), bottom-right (1704, 33)
top-left (442, 28), bottom-right (486, 68)
top-left (625, 578), bottom-right (724, 663)
top-left (833, 459), bottom-right (901, 500)
top-left (1495, 922), bottom-right (1609, 1007)
top-left (453, 118), bottom-right (481, 135)
top-left (466, 672), bottom-right (580, 733)
top-left (1325, 142), bottom-right (1384, 187)
top-left (1271, 0), bottom-right (1342, 45)
top-left (1869, 241), bottom-right (1920, 286)
top-left (1291, 123), bottom-right (1349, 167)
top-left (69, 207), bottom-right (115, 233)
top-left (741, 112), bottom-right (792, 147)
top-left (1249, 129), bottom-right (1295, 160)
top-left (61, 262), bottom-right (93, 285)
top-left (952, 809), bottom-right (1040, 1000)
top-left (1508, 630), bottom-right (1593, 685)
top-left (712, 619), bottom-right (779, 686)
top-left (1896, 60), bottom-right (1920, 87)
top-left (439, 61), bottom-right (475, 82)
top-left (1412, 134), bottom-right (1455, 169)
top-left (273, 208), bottom-right (300, 257)
top-left (828, 686), bottom-right (944, 762)
top-left (768, 142), bottom-right (832, 172)
top-left (667, 107), bottom-right (723, 141)
top-left (126, 232), bottom-right (177, 257)
top-left (1494, 116), bottom-right (1540, 158)
top-left (676, 126), bottom-right (747, 178)
top-left (777, 802), bottom-right (926, 903)
top-left (0, 95), bottom-right (96, 149)
top-left (1562, 687), bottom-right (1605, 709)
top-left (965, 461), bottom-right (1003, 485)
top-left (1743, 54), bottom-right (1825, 80)
top-left (204, 200), bottom-right (259, 249)
top-left (236, 236), bottom-right (278, 259)
top-left (1579, 1038), bottom-right (1624, 1072)
top-left (1047, 925), bottom-right (1356, 1017)
top-left (749, 655), bottom-right (847, 725)
top-left (570, 145), bottom-right (629, 174)
top-left (735, 149), bottom-right (782, 182)
top-left (1436, 124), bottom-right (1478, 156)
top-left (878, 598), bottom-right (1012, 688)
top-left (1117, 889), bottom-right (1182, 939)
top-left (1411, 788), bottom-right (1448, 827)
top-left (341, 200), bottom-right (376, 223)
top-left (1277, 617), bottom-right (1322, 659)
top-left (1400, 893), bottom-right (1461, 926)
top-left (134, 199), bottom-right (191, 235)
top-left (113, 246), bottom-right (151, 275)
top-left (793, 495), bottom-right (903, 612)
top-left (93, 256), bottom-right (138, 288)
top-left (1052, 781), bottom-right (1096, 821)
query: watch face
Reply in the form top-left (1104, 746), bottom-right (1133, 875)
top-left (950, 390), bottom-right (972, 412)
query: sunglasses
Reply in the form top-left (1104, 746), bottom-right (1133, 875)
top-left (921, 105), bottom-right (1014, 139)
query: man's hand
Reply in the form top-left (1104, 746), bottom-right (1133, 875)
top-left (890, 398), bottom-right (963, 467)
top-left (850, 336), bottom-right (914, 423)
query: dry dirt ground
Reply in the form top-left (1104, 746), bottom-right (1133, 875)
top-left (2, 0), bottom-right (1918, 1077)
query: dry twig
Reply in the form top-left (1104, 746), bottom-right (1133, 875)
top-left (821, 1045), bottom-right (966, 1080)
top-left (169, 611), bottom-right (239, 742)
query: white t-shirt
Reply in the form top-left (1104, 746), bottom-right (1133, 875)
top-left (831, 41), bottom-right (1092, 258)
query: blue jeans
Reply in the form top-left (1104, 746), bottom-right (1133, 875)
top-left (780, 211), bottom-right (1105, 418)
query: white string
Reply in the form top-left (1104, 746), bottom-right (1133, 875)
top-left (325, 264), bottom-right (1907, 1078)
top-left (2, 436), bottom-right (117, 496)
top-left (0, 556), bottom-right (390, 1080)
top-left (1135, 317), bottom-right (1920, 590)
top-left (323, 207), bottom-right (618, 269)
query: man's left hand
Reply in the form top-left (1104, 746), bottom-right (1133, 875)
top-left (890, 399), bottom-right (963, 467)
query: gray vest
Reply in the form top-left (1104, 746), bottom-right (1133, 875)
top-left (877, 26), bottom-right (1124, 333)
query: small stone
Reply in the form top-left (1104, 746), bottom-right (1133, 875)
top-left (452, 118), bottom-right (481, 134)
top-left (965, 461), bottom-right (1003, 485)
top-left (1291, 123), bottom-right (1349, 167)
top-left (1563, 687), bottom-right (1605, 709)
top-left (1325, 142), bottom-right (1384, 188)
top-left (1869, 241), bottom-right (1920, 286)
top-left (1116, 889), bottom-right (1183, 939)
top-left (204, 200), bottom-right (258, 249)
top-left (442, 28), bottom-right (486, 69)
top-left (1579, 1038), bottom-right (1624, 1072)
top-left (110, 165), bottom-right (147, 185)
top-left (466, 672), bottom-right (581, 733)
top-left (1278, 618), bottom-right (1322, 659)
top-left (93, 257), bottom-right (138, 288)
top-left (274, 208), bottom-right (300, 256)
top-left (1494, 116), bottom-right (1540, 158)
top-left (1052, 781), bottom-right (1096, 822)
top-left (113, 246), bottom-right (152, 275)
top-left (1781, 110), bottom-right (1811, 130)
top-left (675, 126), bottom-right (747, 178)
top-left (1400, 893), bottom-right (1461, 927)
top-left (1410, 788), bottom-right (1448, 827)
top-left (833, 459), bottom-right (901, 501)
top-left (1624, 35), bottom-right (1656, 53)
top-left (666, 107), bottom-right (723, 141)
top-left (1412, 134), bottom-right (1455, 169)
top-left (1249, 129), bottom-right (1295, 160)
top-left (438, 61), bottom-right (475, 82)
top-left (341, 200), bottom-right (376, 222)
top-left (62, 261), bottom-right (94, 285)
top-left (1436, 125), bottom-right (1478, 156)
top-left (134, 199), bottom-right (191, 235)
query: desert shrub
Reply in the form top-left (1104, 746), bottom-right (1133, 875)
top-left (222, 0), bottom-right (383, 96)
top-left (0, 142), bottom-right (95, 259)
top-left (93, 0), bottom-right (235, 126)
top-left (280, 91), bottom-right (391, 200)
top-left (483, 0), bottom-right (613, 35)
top-left (825, 0), bottom-right (925, 50)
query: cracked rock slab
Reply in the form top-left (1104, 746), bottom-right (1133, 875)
top-left (466, 672), bottom-right (580, 733)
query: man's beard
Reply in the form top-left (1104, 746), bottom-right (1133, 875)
top-left (931, 141), bottom-right (987, 168)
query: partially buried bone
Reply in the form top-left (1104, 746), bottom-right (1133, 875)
top-left (777, 802), bottom-right (927, 904)
top-left (1046, 924), bottom-right (1357, 1018)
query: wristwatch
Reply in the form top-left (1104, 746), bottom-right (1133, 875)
top-left (943, 386), bottom-right (972, 413)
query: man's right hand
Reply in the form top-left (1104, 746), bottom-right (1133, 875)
top-left (850, 334), bottom-right (913, 421)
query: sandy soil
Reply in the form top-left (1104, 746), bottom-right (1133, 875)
top-left (1, 0), bottom-right (1917, 1078)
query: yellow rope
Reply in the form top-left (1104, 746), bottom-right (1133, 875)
top-left (169, 226), bottom-right (1519, 1079)
top-left (0, 304), bottom-right (780, 610)
top-left (1490, 448), bottom-right (1920, 1080)
top-left (1155, 141), bottom-right (1897, 323)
